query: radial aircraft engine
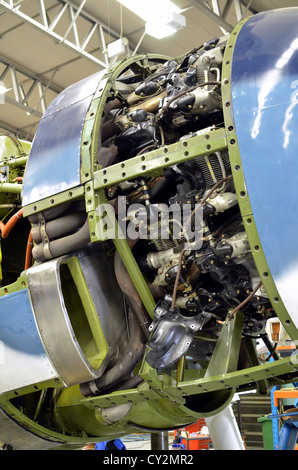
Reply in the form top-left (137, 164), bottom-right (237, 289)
top-left (1, 8), bottom-right (298, 450)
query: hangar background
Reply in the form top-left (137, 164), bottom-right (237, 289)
top-left (0, 0), bottom-right (296, 142)
top-left (0, 1), bottom-right (298, 451)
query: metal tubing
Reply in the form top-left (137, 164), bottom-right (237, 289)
top-left (0, 182), bottom-right (23, 193)
top-left (0, 156), bottom-right (28, 167)
top-left (114, 247), bottom-right (151, 338)
top-left (31, 211), bottom-right (86, 244)
top-left (32, 217), bottom-right (90, 261)
top-left (151, 432), bottom-right (169, 450)
top-left (113, 237), bottom-right (156, 319)
top-left (205, 405), bottom-right (245, 450)
top-left (81, 316), bottom-right (145, 396)
top-left (93, 330), bottom-right (144, 391)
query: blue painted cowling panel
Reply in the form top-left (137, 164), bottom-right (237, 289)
top-left (22, 71), bottom-right (105, 206)
top-left (231, 8), bottom-right (298, 327)
top-left (0, 289), bottom-right (57, 393)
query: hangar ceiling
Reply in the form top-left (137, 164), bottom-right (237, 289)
top-left (0, 0), bottom-right (297, 141)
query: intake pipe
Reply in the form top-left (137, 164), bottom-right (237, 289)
top-left (80, 314), bottom-right (145, 397)
top-left (114, 244), bottom-right (151, 339)
top-left (80, 239), bottom-right (151, 397)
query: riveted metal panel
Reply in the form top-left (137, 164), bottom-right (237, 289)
top-left (0, 289), bottom-right (58, 394)
top-left (22, 71), bottom-right (105, 206)
top-left (231, 8), bottom-right (298, 328)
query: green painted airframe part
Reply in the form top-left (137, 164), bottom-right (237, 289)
top-left (113, 237), bottom-right (156, 319)
top-left (22, 185), bottom-right (85, 218)
top-left (91, 187), bottom-right (156, 319)
top-left (80, 354), bottom-right (298, 411)
top-left (0, 400), bottom-right (96, 448)
top-left (0, 136), bottom-right (29, 190)
top-left (55, 384), bottom-right (194, 438)
top-left (242, 337), bottom-right (269, 395)
top-left (0, 135), bottom-right (29, 220)
top-left (221, 19), bottom-right (298, 341)
top-left (205, 311), bottom-right (244, 377)
top-left (0, 134), bottom-right (30, 160)
top-left (0, 182), bottom-right (22, 193)
top-left (80, 53), bottom-right (172, 185)
top-left (80, 85), bottom-right (109, 184)
top-left (93, 127), bottom-right (228, 190)
top-left (0, 274), bottom-right (28, 297)
top-left (17, 140), bottom-right (31, 156)
top-left (0, 378), bottom-right (64, 403)
top-left (139, 359), bottom-right (185, 405)
top-left (0, 156), bottom-right (28, 168)
top-left (59, 256), bottom-right (109, 370)
top-left (1, 354), bottom-right (297, 447)
top-left (187, 311), bottom-right (245, 417)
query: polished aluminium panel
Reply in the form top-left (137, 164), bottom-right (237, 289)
top-left (0, 289), bottom-right (58, 394)
top-left (231, 8), bottom-right (298, 328)
top-left (22, 71), bottom-right (105, 206)
top-left (26, 256), bottom-right (107, 386)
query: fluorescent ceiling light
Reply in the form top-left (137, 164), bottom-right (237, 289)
top-left (117, 0), bottom-right (181, 22)
top-left (0, 84), bottom-right (11, 95)
top-left (145, 23), bottom-right (177, 40)
top-left (145, 11), bottom-right (186, 39)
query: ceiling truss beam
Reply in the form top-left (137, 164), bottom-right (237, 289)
top-left (190, 0), bottom-right (258, 33)
top-left (0, 0), bottom-right (127, 68)
top-left (190, 0), bottom-right (234, 32)
top-left (0, 118), bottom-right (34, 141)
top-left (0, 0), bottom-right (261, 141)
top-left (0, 54), bottom-right (62, 130)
